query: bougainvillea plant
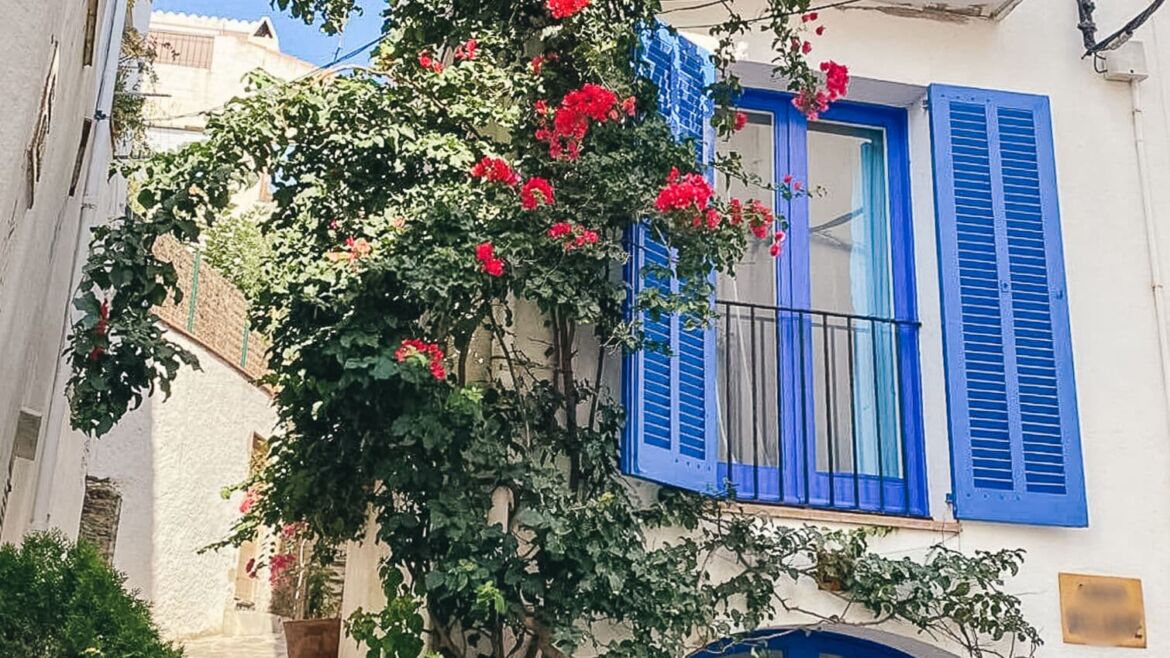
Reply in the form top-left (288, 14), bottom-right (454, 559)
top-left (66, 1), bottom-right (1041, 657)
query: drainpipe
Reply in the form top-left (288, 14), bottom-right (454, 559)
top-left (30, 0), bottom-right (131, 531)
top-left (1127, 77), bottom-right (1170, 422)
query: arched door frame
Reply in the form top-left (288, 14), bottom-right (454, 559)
top-left (693, 626), bottom-right (961, 658)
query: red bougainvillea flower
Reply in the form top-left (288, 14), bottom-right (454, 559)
top-left (475, 242), bottom-right (507, 277)
top-left (245, 557), bottom-right (257, 579)
top-left (548, 222), bottom-right (600, 250)
top-left (470, 156), bottom-right (520, 186)
top-left (792, 89), bottom-right (830, 121)
top-left (547, 0), bottom-right (590, 19)
top-left (816, 25), bottom-right (827, 36)
top-left (734, 111), bottom-right (748, 132)
top-left (743, 199), bottom-right (775, 239)
top-left (783, 174), bottom-right (793, 185)
top-left (621, 96), bottom-right (637, 117)
top-left (88, 346), bottom-right (105, 362)
top-left (548, 222), bottom-right (573, 239)
top-left (536, 83), bottom-right (621, 160)
top-left (655, 167), bottom-right (714, 214)
top-left (802, 11), bottom-right (819, 22)
top-left (822, 61), bottom-right (850, 100)
top-left (454, 38), bottom-right (477, 61)
top-left (327, 237), bottom-right (372, 263)
top-left (771, 230), bottom-right (788, 258)
top-left (280, 522), bottom-right (308, 540)
top-left (520, 177), bottom-right (556, 209)
top-left (418, 51), bottom-right (443, 73)
top-left (396, 338), bottom-right (447, 380)
top-left (530, 54), bottom-right (555, 75)
top-left (269, 552), bottom-right (297, 586)
top-left (239, 487), bottom-right (259, 514)
top-left (729, 198), bottom-right (744, 225)
top-left (801, 40), bottom-right (813, 55)
top-left (95, 299), bottom-right (110, 337)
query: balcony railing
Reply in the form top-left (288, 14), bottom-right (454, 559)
top-left (716, 299), bottom-right (925, 516)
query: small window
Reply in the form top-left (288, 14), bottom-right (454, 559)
top-left (83, 0), bottom-right (100, 66)
top-left (69, 120), bottom-right (93, 196)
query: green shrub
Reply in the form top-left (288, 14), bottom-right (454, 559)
top-left (0, 531), bottom-right (182, 658)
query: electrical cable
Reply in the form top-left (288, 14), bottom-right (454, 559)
top-left (1083, 0), bottom-right (1166, 56)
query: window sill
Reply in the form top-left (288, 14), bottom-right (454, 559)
top-left (726, 501), bottom-right (961, 534)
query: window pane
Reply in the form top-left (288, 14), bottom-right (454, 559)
top-left (807, 122), bottom-right (902, 483)
top-left (715, 110), bottom-right (780, 494)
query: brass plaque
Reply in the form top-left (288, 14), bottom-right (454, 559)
top-left (1059, 573), bottom-right (1146, 648)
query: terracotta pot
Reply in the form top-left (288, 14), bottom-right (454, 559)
top-left (284, 618), bottom-right (341, 658)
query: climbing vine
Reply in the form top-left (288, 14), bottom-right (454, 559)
top-left (67, 2), bottom-right (1041, 657)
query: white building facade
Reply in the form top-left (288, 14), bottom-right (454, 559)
top-left (0, 0), bottom-right (151, 545)
top-left (335, 1), bottom-right (1170, 656)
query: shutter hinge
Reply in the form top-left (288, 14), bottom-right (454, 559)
top-left (922, 97), bottom-right (930, 112)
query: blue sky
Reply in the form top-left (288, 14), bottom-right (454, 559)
top-left (153, 0), bottom-right (384, 65)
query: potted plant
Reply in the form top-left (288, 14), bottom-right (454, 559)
top-left (268, 524), bottom-right (344, 658)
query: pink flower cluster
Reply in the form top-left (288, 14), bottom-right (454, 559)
top-left (453, 38), bottom-right (477, 61)
top-left (326, 236), bottom-right (372, 263)
top-left (269, 552), bottom-right (296, 586)
top-left (395, 339), bottom-right (448, 380)
top-left (655, 167), bottom-right (714, 214)
top-left (548, 222), bottom-right (600, 251)
top-left (239, 487), bottom-right (260, 514)
top-left (793, 61), bottom-right (850, 121)
top-left (520, 177), bottom-right (556, 210)
top-left (476, 242), bottom-right (506, 277)
top-left (470, 156), bottom-right (520, 186)
top-left (418, 51), bottom-right (443, 73)
top-left (535, 84), bottom-right (634, 160)
top-left (547, 0), bottom-right (589, 19)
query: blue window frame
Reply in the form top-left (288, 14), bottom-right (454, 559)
top-left (621, 24), bottom-right (925, 518)
top-left (712, 90), bottom-right (927, 517)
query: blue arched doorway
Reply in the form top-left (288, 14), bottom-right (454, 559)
top-left (695, 628), bottom-right (958, 658)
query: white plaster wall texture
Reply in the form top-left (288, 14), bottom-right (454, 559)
top-left (331, 2), bottom-right (1170, 656)
top-left (88, 331), bottom-right (278, 639)
top-left (0, 0), bottom-right (148, 542)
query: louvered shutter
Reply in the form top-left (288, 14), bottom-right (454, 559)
top-left (930, 84), bottom-right (1087, 527)
top-left (622, 24), bottom-right (717, 492)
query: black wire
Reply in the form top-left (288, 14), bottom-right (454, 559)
top-left (674, 0), bottom-right (863, 30)
top-left (1085, 0), bottom-right (1166, 56)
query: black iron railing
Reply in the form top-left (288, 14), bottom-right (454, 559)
top-left (715, 299), bottom-right (926, 516)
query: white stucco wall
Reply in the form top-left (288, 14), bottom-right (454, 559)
top-left (0, 0), bottom-right (149, 543)
top-left (662, 1), bottom-right (1170, 655)
top-left (88, 330), bottom-right (278, 639)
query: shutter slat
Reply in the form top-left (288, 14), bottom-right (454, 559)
top-left (930, 84), bottom-right (1087, 527)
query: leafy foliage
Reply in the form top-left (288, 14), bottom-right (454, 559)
top-left (71, 2), bottom-right (1041, 658)
top-left (0, 531), bottom-right (183, 658)
top-left (201, 204), bottom-right (275, 301)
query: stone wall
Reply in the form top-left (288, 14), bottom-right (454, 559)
top-left (78, 476), bottom-right (122, 562)
top-left (153, 235), bottom-right (269, 381)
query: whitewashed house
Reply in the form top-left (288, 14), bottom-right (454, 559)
top-left (341, 1), bottom-right (1170, 656)
top-left (0, 0), bottom-right (151, 546)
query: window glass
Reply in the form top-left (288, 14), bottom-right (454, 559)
top-left (807, 122), bottom-right (902, 480)
top-left (715, 111), bottom-right (780, 491)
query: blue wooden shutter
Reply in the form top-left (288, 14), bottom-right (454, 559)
top-left (622, 24), bottom-right (717, 492)
top-left (930, 84), bottom-right (1087, 526)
